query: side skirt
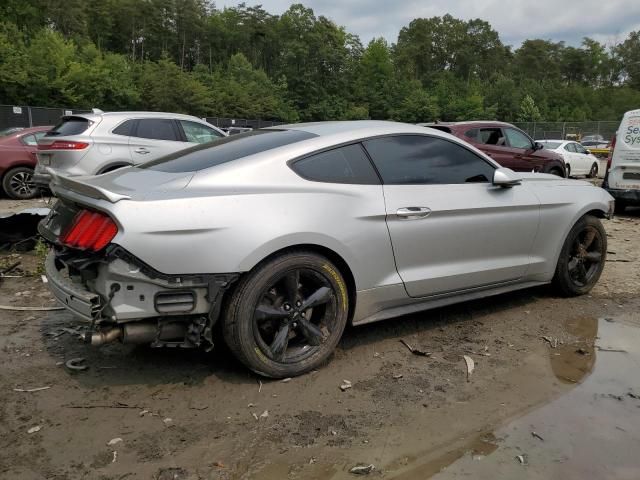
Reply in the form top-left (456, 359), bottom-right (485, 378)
top-left (353, 280), bottom-right (548, 326)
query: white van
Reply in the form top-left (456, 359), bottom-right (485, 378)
top-left (604, 108), bottom-right (640, 213)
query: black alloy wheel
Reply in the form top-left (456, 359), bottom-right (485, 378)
top-left (553, 215), bottom-right (607, 296)
top-left (589, 163), bottom-right (598, 178)
top-left (223, 252), bottom-right (349, 377)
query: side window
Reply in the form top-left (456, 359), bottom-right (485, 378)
top-left (291, 144), bottom-right (379, 185)
top-left (34, 131), bottom-right (47, 141)
top-left (504, 128), bottom-right (533, 149)
top-left (464, 129), bottom-right (479, 142)
top-left (21, 134), bottom-right (38, 146)
top-left (363, 135), bottom-right (495, 185)
top-left (113, 120), bottom-right (135, 136)
top-left (574, 143), bottom-right (587, 154)
top-left (478, 128), bottom-right (505, 146)
top-left (564, 143), bottom-right (576, 153)
top-left (135, 119), bottom-right (179, 141)
top-left (179, 121), bottom-right (223, 144)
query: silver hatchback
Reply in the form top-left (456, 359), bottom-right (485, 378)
top-left (34, 110), bottom-right (226, 186)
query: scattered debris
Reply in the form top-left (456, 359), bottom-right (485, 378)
top-left (252, 413), bottom-right (259, 420)
top-left (542, 336), bottom-right (558, 348)
top-left (41, 275), bottom-right (48, 284)
top-left (597, 347), bottom-right (627, 353)
top-left (309, 457), bottom-right (317, 464)
top-left (107, 437), bottom-right (123, 446)
top-left (516, 454), bottom-right (528, 465)
top-left (281, 378), bottom-right (292, 383)
top-left (349, 464), bottom-right (375, 475)
top-left (247, 403), bottom-right (255, 408)
top-left (531, 431), bottom-right (544, 441)
top-left (628, 393), bottom-right (640, 400)
top-left (64, 402), bottom-right (144, 410)
top-left (330, 430), bottom-right (337, 436)
top-left (463, 355), bottom-right (475, 381)
top-left (259, 410), bottom-right (269, 419)
top-left (65, 357), bottom-right (88, 371)
top-left (392, 373), bottom-right (403, 379)
top-left (399, 339), bottom-right (431, 357)
top-left (27, 425), bottom-right (42, 434)
top-left (213, 461), bottom-right (224, 468)
top-left (606, 394), bottom-right (624, 402)
top-left (258, 380), bottom-right (263, 393)
top-left (162, 417), bottom-right (173, 427)
top-left (139, 410), bottom-right (149, 417)
top-left (340, 380), bottom-right (352, 391)
top-left (575, 348), bottom-right (590, 356)
top-left (112, 451), bottom-right (117, 463)
top-left (13, 386), bottom-right (51, 393)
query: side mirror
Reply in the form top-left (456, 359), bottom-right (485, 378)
top-left (493, 167), bottom-right (522, 188)
top-left (585, 149), bottom-right (592, 154)
top-left (534, 142), bottom-right (544, 151)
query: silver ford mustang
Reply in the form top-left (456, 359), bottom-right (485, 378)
top-left (39, 121), bottom-right (614, 378)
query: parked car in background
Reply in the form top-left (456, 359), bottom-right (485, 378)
top-left (581, 134), bottom-right (605, 143)
top-left (0, 127), bottom-right (26, 137)
top-left (420, 121), bottom-right (566, 176)
top-left (34, 111), bottom-right (227, 187)
top-left (0, 126), bottom-right (51, 199)
top-left (581, 139), bottom-right (609, 149)
top-left (39, 121), bottom-right (613, 378)
top-left (225, 126), bottom-right (253, 135)
top-left (536, 140), bottom-right (602, 178)
top-left (603, 109), bottom-right (640, 213)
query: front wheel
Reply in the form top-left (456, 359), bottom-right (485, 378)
top-left (588, 163), bottom-right (598, 178)
top-left (552, 215), bottom-right (606, 296)
top-left (2, 166), bottom-right (37, 199)
top-left (223, 251), bottom-right (349, 378)
top-left (549, 167), bottom-right (564, 177)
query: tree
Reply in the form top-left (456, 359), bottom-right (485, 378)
top-left (518, 95), bottom-right (542, 122)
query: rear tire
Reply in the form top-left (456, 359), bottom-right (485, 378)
top-left (2, 166), bottom-right (37, 199)
top-left (565, 165), bottom-right (571, 178)
top-left (552, 215), bottom-right (606, 296)
top-left (222, 251), bottom-right (349, 378)
top-left (550, 167), bottom-right (564, 177)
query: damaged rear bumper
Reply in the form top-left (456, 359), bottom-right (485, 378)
top-left (45, 252), bottom-right (101, 321)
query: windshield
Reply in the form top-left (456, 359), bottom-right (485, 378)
top-left (140, 129), bottom-right (317, 173)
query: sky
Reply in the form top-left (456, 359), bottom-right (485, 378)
top-left (214, 0), bottom-right (640, 47)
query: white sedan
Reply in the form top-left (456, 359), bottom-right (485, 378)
top-left (536, 140), bottom-right (603, 178)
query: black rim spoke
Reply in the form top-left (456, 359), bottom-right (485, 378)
top-left (568, 257), bottom-right (579, 272)
top-left (269, 323), bottom-right (290, 360)
top-left (296, 317), bottom-right (324, 346)
top-left (301, 286), bottom-right (332, 310)
top-left (576, 263), bottom-right (588, 284)
top-left (283, 270), bottom-right (300, 303)
top-left (582, 229), bottom-right (596, 249)
top-left (584, 251), bottom-right (602, 263)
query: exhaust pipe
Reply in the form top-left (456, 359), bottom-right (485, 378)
top-left (89, 322), bottom-right (187, 346)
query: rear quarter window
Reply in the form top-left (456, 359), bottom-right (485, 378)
top-left (46, 117), bottom-right (91, 137)
top-left (140, 129), bottom-right (317, 173)
top-left (291, 144), bottom-right (380, 184)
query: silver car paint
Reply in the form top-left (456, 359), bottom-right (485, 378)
top-left (35, 111), bottom-right (225, 180)
top-left (44, 121), bottom-right (614, 325)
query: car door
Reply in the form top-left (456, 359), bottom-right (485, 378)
top-left (562, 142), bottom-right (582, 175)
top-left (573, 142), bottom-right (594, 174)
top-left (128, 118), bottom-right (188, 164)
top-left (503, 127), bottom-right (541, 171)
top-left (362, 135), bottom-right (540, 298)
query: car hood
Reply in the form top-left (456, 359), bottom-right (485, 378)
top-left (48, 167), bottom-right (194, 203)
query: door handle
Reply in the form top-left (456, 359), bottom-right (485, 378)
top-left (396, 207), bottom-right (431, 219)
top-left (134, 148), bottom-right (150, 154)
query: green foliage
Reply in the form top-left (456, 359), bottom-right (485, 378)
top-left (0, 2), bottom-right (638, 123)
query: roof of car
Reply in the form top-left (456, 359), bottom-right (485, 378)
top-left (274, 120), bottom-right (433, 137)
top-left (68, 111), bottom-right (208, 122)
top-left (417, 120), bottom-right (516, 128)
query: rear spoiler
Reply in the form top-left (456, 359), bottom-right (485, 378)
top-left (47, 168), bottom-right (130, 203)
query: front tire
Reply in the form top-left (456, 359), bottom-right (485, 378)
top-left (552, 215), bottom-right (606, 296)
top-left (222, 251), bottom-right (349, 378)
top-left (550, 167), bottom-right (564, 177)
top-left (2, 167), bottom-right (37, 199)
top-left (588, 163), bottom-right (598, 178)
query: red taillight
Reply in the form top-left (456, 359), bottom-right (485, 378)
top-left (606, 134), bottom-right (616, 171)
top-left (60, 210), bottom-right (118, 251)
top-left (38, 140), bottom-right (89, 150)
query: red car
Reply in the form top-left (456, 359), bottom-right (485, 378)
top-left (0, 126), bottom-right (51, 199)
top-left (421, 121), bottom-right (566, 177)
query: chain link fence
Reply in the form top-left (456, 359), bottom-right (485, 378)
top-left (0, 105), bottom-right (286, 131)
top-left (513, 121), bottom-right (619, 142)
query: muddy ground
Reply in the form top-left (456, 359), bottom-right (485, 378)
top-left (0, 199), bottom-right (639, 480)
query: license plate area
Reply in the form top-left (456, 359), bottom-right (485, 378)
top-left (623, 172), bottom-right (640, 180)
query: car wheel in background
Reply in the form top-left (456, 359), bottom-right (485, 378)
top-left (588, 163), bottom-right (598, 178)
top-left (2, 167), bottom-right (38, 199)
top-left (549, 167), bottom-right (564, 177)
top-left (223, 251), bottom-right (349, 378)
top-left (552, 215), bottom-right (606, 296)
top-left (565, 165), bottom-right (571, 178)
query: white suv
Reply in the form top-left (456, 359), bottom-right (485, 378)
top-left (34, 110), bottom-right (226, 186)
top-left (604, 109), bottom-right (640, 213)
